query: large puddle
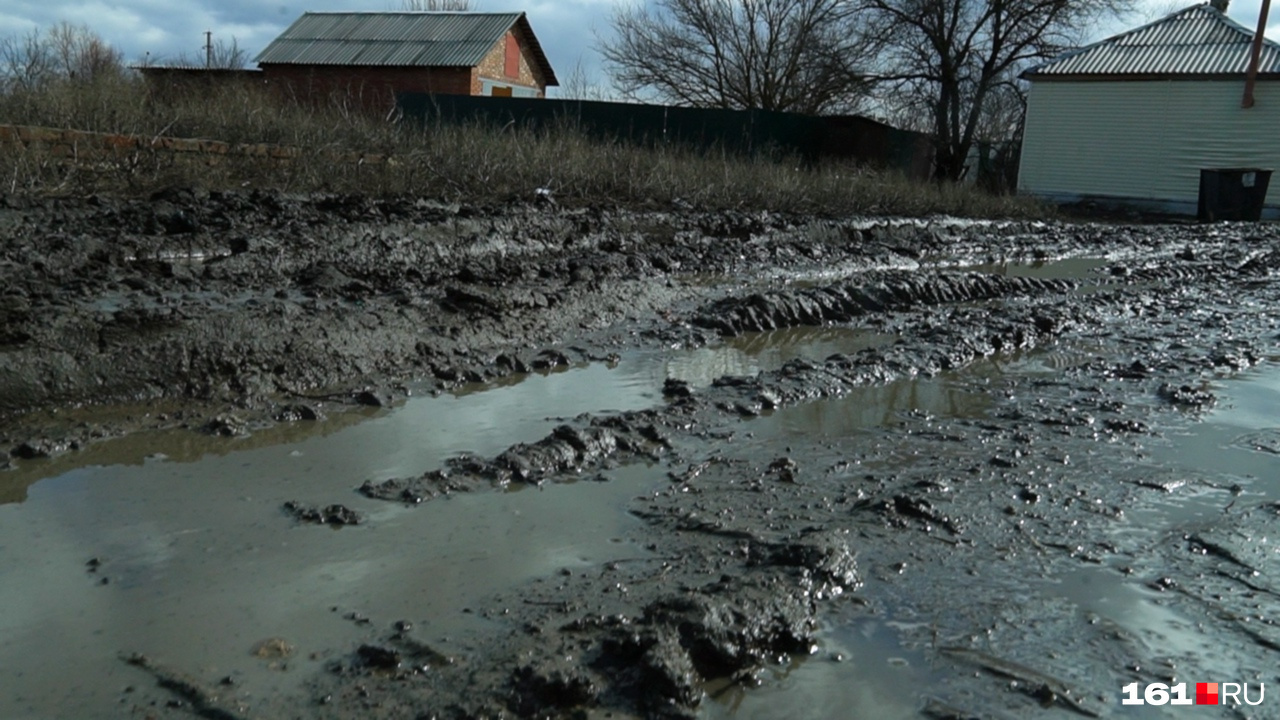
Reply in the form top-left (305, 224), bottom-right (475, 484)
top-left (0, 327), bottom-right (892, 718)
top-left (0, 360), bottom-right (672, 718)
top-left (3, 325), bottom-right (1276, 718)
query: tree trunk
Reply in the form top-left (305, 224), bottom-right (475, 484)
top-left (933, 144), bottom-right (968, 182)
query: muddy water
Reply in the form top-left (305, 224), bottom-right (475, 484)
top-left (0, 328), bottom-right (892, 719)
top-left (5, 325), bottom-right (1274, 719)
top-left (0, 362), bottom-right (671, 719)
top-left (664, 326), bottom-right (894, 387)
top-left (964, 257), bottom-right (1110, 280)
top-left (715, 363), bottom-right (1280, 719)
top-left (704, 612), bottom-right (939, 720)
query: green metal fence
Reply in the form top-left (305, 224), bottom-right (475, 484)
top-left (397, 93), bottom-right (933, 180)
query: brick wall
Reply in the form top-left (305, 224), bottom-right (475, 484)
top-left (475, 31), bottom-right (545, 97)
top-left (261, 65), bottom-right (477, 112)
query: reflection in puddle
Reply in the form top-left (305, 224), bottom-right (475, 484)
top-left (665, 327), bottom-right (894, 388)
top-left (0, 328), bottom-right (991, 718)
top-left (0, 407), bottom-right (379, 505)
top-left (0, 451), bottom-right (659, 718)
top-left (964, 256), bottom-right (1110, 280)
top-left (755, 378), bottom-right (990, 439)
top-left (0, 360), bottom-right (667, 506)
top-left (1150, 364), bottom-right (1280, 517)
top-left (0, 359), bottom-right (676, 718)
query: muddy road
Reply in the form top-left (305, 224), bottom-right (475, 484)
top-left (2, 190), bottom-right (1279, 719)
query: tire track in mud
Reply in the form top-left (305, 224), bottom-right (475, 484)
top-left (9, 191), bottom-right (1280, 718)
top-left (690, 273), bottom-right (1076, 336)
top-left (354, 245), bottom-right (1280, 508)
top-left (336, 246), bottom-right (1280, 719)
top-left (359, 297), bottom-right (1084, 503)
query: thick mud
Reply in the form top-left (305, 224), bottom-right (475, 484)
top-left (3, 191), bottom-right (1280, 719)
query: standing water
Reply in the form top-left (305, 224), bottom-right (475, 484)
top-left (3, 325), bottom-right (1274, 719)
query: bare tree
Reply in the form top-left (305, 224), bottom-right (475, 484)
top-left (46, 22), bottom-right (123, 81)
top-left (209, 38), bottom-right (249, 69)
top-left (862, 0), bottom-right (1132, 180)
top-left (169, 37), bottom-right (248, 69)
top-left (0, 22), bottom-right (122, 91)
top-left (401, 0), bottom-right (474, 9)
top-left (600, 0), bottom-right (875, 115)
top-left (0, 29), bottom-right (54, 92)
top-left (559, 58), bottom-right (614, 101)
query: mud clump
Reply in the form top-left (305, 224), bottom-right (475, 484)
top-left (359, 413), bottom-right (673, 501)
top-left (282, 501), bottom-right (362, 526)
top-left (508, 534), bottom-right (857, 719)
top-left (1157, 381), bottom-right (1216, 408)
top-left (274, 403), bottom-right (323, 422)
top-left (356, 644), bottom-right (401, 670)
top-left (251, 637), bottom-right (294, 660)
top-left (497, 425), bottom-right (621, 483)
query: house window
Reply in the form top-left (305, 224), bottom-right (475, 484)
top-left (504, 34), bottom-right (519, 79)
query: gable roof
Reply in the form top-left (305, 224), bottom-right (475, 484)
top-left (1025, 3), bottom-right (1280, 78)
top-left (254, 11), bottom-right (557, 85)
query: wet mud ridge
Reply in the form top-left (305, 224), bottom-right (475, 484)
top-left (4, 191), bottom-right (1280, 719)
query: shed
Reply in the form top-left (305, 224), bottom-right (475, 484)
top-left (254, 11), bottom-right (558, 111)
top-left (1018, 3), bottom-right (1280, 215)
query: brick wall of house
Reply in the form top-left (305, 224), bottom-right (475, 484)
top-left (261, 65), bottom-right (476, 111)
top-left (475, 30), bottom-right (546, 96)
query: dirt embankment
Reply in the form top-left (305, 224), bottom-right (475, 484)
top-left (6, 190), bottom-right (1280, 718)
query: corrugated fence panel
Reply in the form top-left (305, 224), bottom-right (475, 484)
top-left (397, 94), bottom-right (935, 178)
top-left (1019, 80), bottom-right (1280, 206)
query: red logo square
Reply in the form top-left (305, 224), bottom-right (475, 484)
top-left (1197, 683), bottom-right (1219, 705)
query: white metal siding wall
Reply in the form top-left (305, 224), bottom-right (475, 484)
top-left (1019, 80), bottom-right (1280, 205)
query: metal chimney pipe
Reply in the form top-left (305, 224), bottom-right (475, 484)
top-left (1243, 0), bottom-right (1272, 108)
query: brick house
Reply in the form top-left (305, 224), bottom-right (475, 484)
top-left (253, 12), bottom-right (558, 112)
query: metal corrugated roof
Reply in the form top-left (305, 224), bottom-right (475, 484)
top-left (1026, 4), bottom-right (1280, 77)
top-left (254, 11), bottom-right (558, 84)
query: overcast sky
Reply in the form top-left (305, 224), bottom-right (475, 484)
top-left (1, 0), bottom-right (1278, 96)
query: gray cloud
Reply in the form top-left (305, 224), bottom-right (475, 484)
top-left (0, 0), bottom-right (631, 78)
top-left (1, 1), bottom-right (1276, 92)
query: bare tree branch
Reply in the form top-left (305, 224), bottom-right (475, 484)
top-left (599, 0), bottom-right (875, 115)
top-left (168, 37), bottom-right (249, 69)
top-left (559, 58), bottom-right (614, 101)
top-left (0, 22), bottom-right (122, 92)
top-left (863, 0), bottom-right (1133, 180)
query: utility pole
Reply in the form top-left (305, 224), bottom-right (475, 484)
top-left (205, 30), bottom-right (212, 68)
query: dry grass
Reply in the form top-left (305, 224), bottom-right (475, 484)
top-left (0, 74), bottom-right (1046, 218)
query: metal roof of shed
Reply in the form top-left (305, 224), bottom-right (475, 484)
top-left (1025, 3), bottom-right (1280, 78)
top-left (254, 11), bottom-right (557, 85)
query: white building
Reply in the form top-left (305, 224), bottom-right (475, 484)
top-left (1018, 3), bottom-right (1280, 216)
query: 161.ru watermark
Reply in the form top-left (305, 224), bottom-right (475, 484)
top-left (1121, 682), bottom-right (1264, 706)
